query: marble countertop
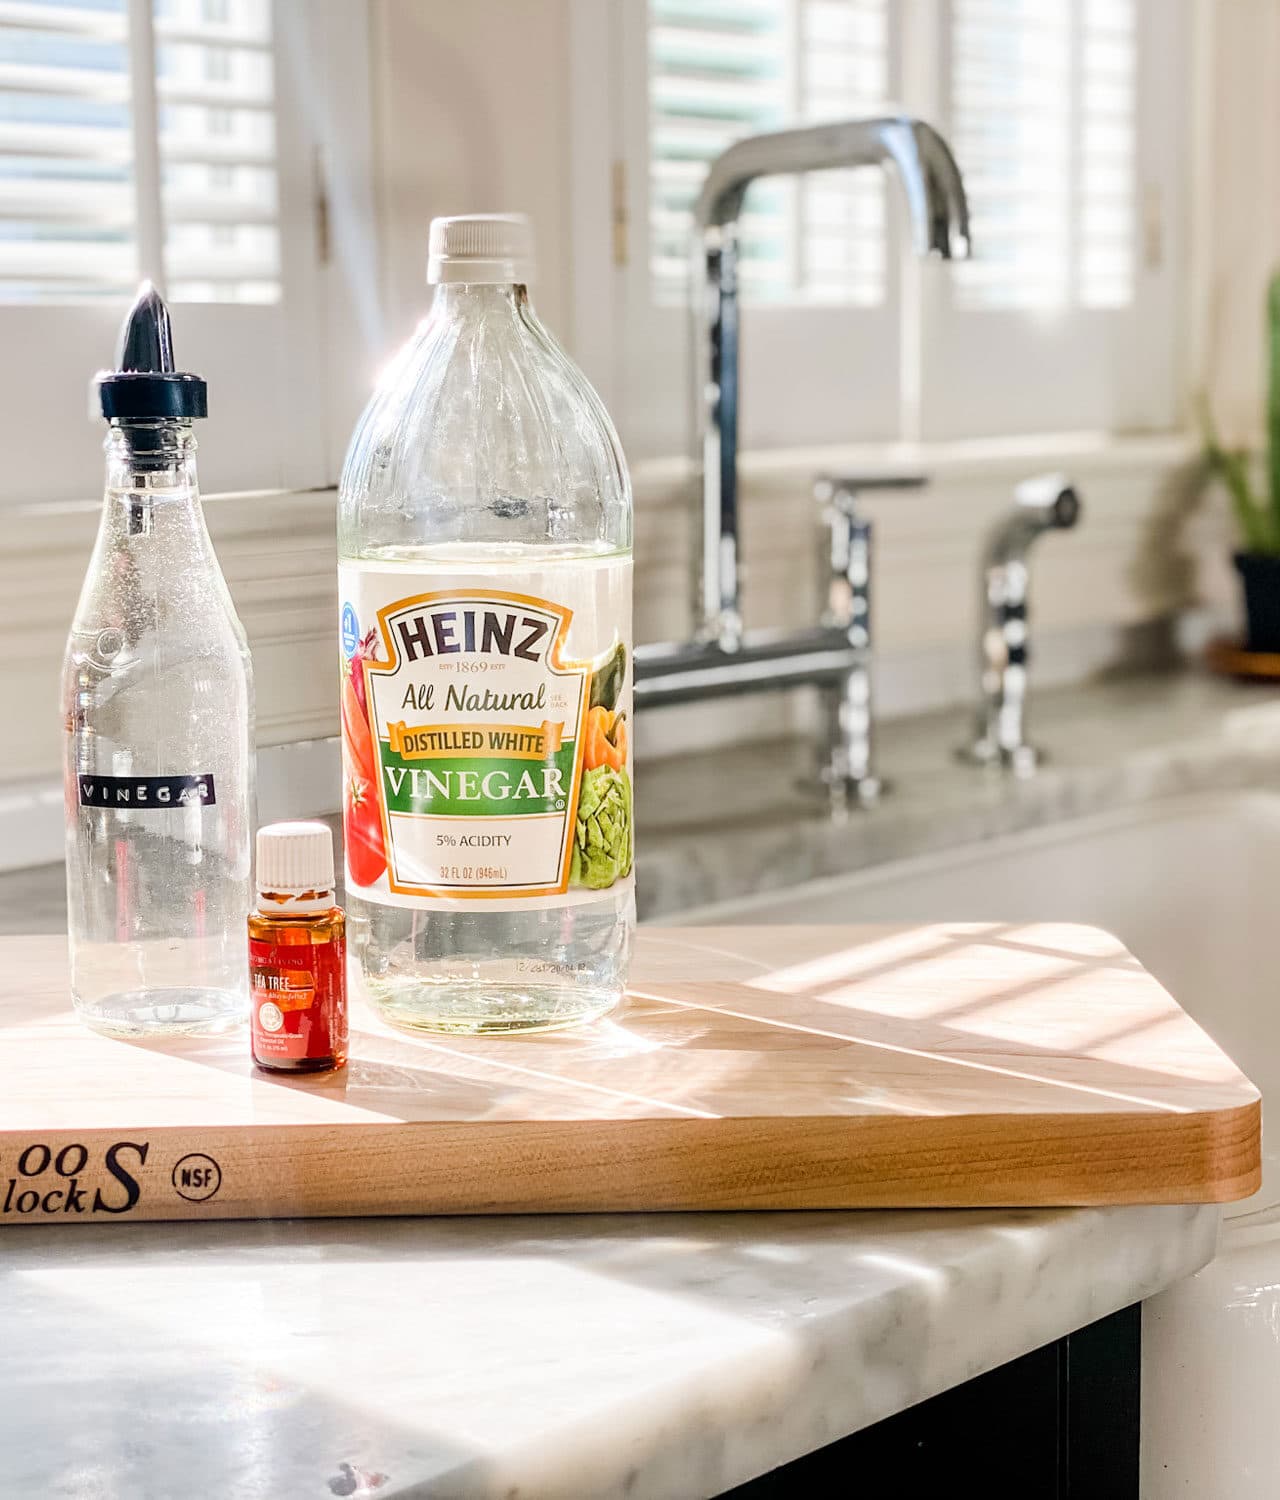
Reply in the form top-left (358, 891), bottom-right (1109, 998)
top-left (635, 670), bottom-right (1280, 918)
top-left (11, 668), bottom-right (1280, 936)
top-left (5, 668), bottom-right (1275, 1497)
top-left (3, 1204), bottom-right (1216, 1499)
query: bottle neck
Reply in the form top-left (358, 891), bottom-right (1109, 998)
top-left (105, 421), bottom-right (199, 494)
top-left (429, 281), bottom-right (532, 322)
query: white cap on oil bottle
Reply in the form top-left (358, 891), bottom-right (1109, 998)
top-left (255, 821), bottom-right (336, 914)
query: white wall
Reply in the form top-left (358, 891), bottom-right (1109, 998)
top-left (1194, 0), bottom-right (1280, 445)
top-left (369, 0), bottom-right (575, 348)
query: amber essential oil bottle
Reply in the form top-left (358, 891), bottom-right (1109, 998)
top-left (249, 822), bottom-right (347, 1073)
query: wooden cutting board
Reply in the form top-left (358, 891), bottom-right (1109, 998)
top-left (0, 924), bottom-right (1260, 1224)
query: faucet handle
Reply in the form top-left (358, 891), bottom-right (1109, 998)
top-left (813, 472), bottom-right (928, 645)
top-left (814, 472), bottom-right (928, 512)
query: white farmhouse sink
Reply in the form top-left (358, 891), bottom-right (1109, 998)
top-left (681, 790), bottom-right (1280, 1499)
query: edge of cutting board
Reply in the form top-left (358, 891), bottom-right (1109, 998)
top-left (0, 925), bottom-right (1263, 1221)
top-left (0, 1104), bottom-right (1259, 1224)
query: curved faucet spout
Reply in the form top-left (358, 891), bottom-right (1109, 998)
top-left (693, 116), bottom-right (971, 650)
top-left (695, 116), bottom-right (970, 259)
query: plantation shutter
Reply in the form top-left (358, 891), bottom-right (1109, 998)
top-left (647, 0), bottom-right (891, 306)
top-left (621, 0), bottom-right (901, 460)
top-left (0, 0), bottom-right (137, 299)
top-left (0, 0), bottom-right (328, 501)
top-left (948, 0), bottom-right (1136, 313)
top-left (0, 0), bottom-right (281, 302)
top-left (153, 0), bottom-right (282, 303)
top-left (612, 0), bottom-right (1183, 452)
top-left (922, 0), bottom-right (1178, 437)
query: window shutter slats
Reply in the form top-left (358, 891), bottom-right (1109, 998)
top-left (0, 0), bottom-right (134, 298)
top-left (0, 0), bottom-right (281, 303)
top-left (648, 0), bottom-right (889, 306)
top-left (0, 59), bottom-right (129, 99)
top-left (949, 0), bottom-right (1136, 311)
top-left (155, 0), bottom-right (280, 303)
top-left (796, 0), bottom-right (886, 305)
top-left (0, 3), bottom-right (126, 39)
top-left (0, 176), bottom-right (132, 221)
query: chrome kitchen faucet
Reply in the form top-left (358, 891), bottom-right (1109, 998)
top-left (634, 117), bottom-right (971, 806)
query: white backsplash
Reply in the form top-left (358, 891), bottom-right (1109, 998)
top-left (0, 430), bottom-right (1234, 867)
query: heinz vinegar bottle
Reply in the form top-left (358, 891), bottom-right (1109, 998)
top-left (337, 214), bottom-right (634, 1034)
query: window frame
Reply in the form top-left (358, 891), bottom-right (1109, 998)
top-left (614, 0), bottom-right (904, 464)
top-left (0, 0), bottom-right (373, 505)
top-left (913, 0), bottom-right (1188, 440)
top-left (593, 0), bottom-right (1189, 463)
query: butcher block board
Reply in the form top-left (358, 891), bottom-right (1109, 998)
top-left (0, 924), bottom-right (1261, 1224)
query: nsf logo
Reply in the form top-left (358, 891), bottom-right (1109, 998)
top-left (341, 602), bottom-right (359, 657)
top-left (171, 1152), bottom-right (222, 1203)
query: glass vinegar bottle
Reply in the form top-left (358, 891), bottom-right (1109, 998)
top-left (337, 214), bottom-right (633, 1035)
top-left (63, 286), bottom-right (254, 1035)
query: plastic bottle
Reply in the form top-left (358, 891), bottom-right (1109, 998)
top-left (337, 214), bottom-right (633, 1034)
top-left (62, 284), bottom-right (254, 1035)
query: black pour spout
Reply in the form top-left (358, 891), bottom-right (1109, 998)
top-left (95, 282), bottom-right (208, 422)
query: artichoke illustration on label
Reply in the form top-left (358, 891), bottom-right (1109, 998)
top-left (570, 763), bottom-right (633, 889)
top-left (570, 639), bottom-right (632, 890)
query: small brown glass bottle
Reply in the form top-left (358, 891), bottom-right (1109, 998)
top-left (248, 822), bottom-right (347, 1073)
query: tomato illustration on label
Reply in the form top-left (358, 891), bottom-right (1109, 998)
top-left (345, 772), bottom-right (385, 887)
top-left (340, 627), bottom-right (387, 885)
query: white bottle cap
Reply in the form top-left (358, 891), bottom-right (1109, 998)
top-left (256, 821), bottom-right (336, 913)
top-left (427, 213), bottom-right (535, 285)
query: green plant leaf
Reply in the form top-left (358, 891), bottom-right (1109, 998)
top-left (1199, 389), bottom-right (1272, 553)
top-left (1269, 271), bottom-right (1280, 537)
top-left (1224, 446), bottom-right (1272, 552)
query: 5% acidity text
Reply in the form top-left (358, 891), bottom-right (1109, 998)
top-left (434, 833), bottom-right (506, 883)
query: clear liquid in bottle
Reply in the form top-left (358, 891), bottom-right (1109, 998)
top-left (337, 215), bottom-right (633, 1034)
top-left (62, 286), bottom-right (254, 1035)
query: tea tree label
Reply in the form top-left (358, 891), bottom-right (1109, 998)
top-left (339, 556), bottom-right (632, 910)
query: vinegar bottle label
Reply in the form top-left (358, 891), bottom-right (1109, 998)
top-left (338, 555), bottom-right (633, 911)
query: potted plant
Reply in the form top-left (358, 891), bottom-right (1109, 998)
top-left (1204, 271), bottom-right (1280, 653)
